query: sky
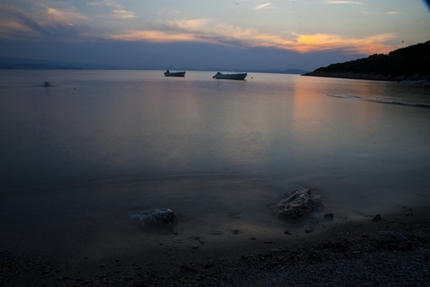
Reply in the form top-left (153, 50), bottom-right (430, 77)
top-left (0, 0), bottom-right (429, 71)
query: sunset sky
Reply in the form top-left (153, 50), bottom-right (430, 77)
top-left (0, 0), bottom-right (429, 71)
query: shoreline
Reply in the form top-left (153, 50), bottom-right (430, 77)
top-left (2, 205), bottom-right (429, 286)
top-left (302, 71), bottom-right (430, 83)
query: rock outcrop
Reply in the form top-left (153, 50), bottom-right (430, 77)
top-left (130, 208), bottom-right (178, 227)
top-left (274, 188), bottom-right (323, 218)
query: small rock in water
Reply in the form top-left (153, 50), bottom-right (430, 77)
top-left (405, 208), bottom-right (413, 216)
top-left (274, 188), bottom-right (323, 218)
top-left (129, 208), bottom-right (178, 227)
top-left (372, 214), bottom-right (382, 222)
top-left (324, 213), bottom-right (334, 221)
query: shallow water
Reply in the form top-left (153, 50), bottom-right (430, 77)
top-left (0, 70), bottom-right (429, 260)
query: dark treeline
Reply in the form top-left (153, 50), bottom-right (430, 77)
top-left (304, 40), bottom-right (430, 81)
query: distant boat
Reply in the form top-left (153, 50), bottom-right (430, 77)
top-left (213, 72), bottom-right (247, 80)
top-left (164, 70), bottom-right (186, 77)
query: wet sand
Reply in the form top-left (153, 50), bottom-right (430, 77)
top-left (1, 201), bottom-right (429, 286)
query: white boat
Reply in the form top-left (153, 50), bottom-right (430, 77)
top-left (213, 72), bottom-right (247, 80)
top-left (164, 70), bottom-right (186, 77)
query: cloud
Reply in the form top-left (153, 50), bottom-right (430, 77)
top-left (255, 3), bottom-right (272, 10)
top-left (202, 22), bottom-right (396, 55)
top-left (0, 3), bottom-right (397, 56)
top-left (110, 30), bottom-right (220, 45)
top-left (46, 7), bottom-right (86, 26)
top-left (0, 4), bottom-right (85, 39)
top-left (324, 0), bottom-right (362, 4)
top-left (88, 0), bottom-right (136, 19)
top-left (292, 33), bottom-right (396, 54)
top-left (0, 20), bottom-right (38, 39)
top-left (108, 18), bottom-right (397, 55)
top-left (99, 9), bottom-right (136, 19)
top-left (87, 0), bottom-right (124, 9)
top-left (167, 19), bottom-right (211, 31)
top-left (111, 19), bottom-right (217, 44)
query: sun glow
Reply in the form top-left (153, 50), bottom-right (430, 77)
top-left (109, 24), bottom-right (397, 55)
top-left (293, 33), bottom-right (397, 54)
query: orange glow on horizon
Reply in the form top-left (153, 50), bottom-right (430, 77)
top-left (110, 28), bottom-right (397, 55)
top-left (292, 33), bottom-right (397, 54)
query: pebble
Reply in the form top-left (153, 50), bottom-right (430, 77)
top-left (2, 211), bottom-right (429, 287)
top-left (372, 214), bottom-right (382, 222)
top-left (324, 213), bottom-right (334, 221)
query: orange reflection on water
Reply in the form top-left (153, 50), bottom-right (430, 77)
top-left (290, 76), bottom-right (335, 154)
top-left (290, 76), bottom-right (388, 159)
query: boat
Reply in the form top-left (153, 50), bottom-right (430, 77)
top-left (213, 72), bottom-right (247, 80)
top-left (164, 70), bottom-right (186, 77)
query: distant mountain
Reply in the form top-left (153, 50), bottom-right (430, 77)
top-left (303, 40), bottom-right (430, 81)
top-left (0, 56), bottom-right (308, 74)
top-left (0, 57), bottom-right (123, 70)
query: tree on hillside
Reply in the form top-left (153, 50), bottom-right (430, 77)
top-left (309, 40), bottom-right (430, 80)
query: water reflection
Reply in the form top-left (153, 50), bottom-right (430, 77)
top-left (1, 71), bottom-right (429, 218)
top-left (1, 71), bottom-right (430, 262)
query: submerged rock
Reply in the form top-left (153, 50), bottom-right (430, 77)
top-left (372, 214), bottom-right (382, 222)
top-left (130, 208), bottom-right (178, 227)
top-left (324, 213), bottom-right (334, 221)
top-left (274, 188), bottom-right (323, 218)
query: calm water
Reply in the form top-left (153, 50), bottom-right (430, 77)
top-left (1, 70), bottom-right (430, 259)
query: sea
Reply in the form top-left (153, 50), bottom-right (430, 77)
top-left (1, 70), bottom-right (429, 260)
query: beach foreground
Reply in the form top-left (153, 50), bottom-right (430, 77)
top-left (1, 205), bottom-right (429, 287)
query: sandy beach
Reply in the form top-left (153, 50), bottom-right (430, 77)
top-left (1, 203), bottom-right (429, 287)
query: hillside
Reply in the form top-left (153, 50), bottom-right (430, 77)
top-left (303, 41), bottom-right (430, 81)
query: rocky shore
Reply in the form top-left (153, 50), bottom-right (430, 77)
top-left (302, 71), bottom-right (430, 82)
top-left (1, 206), bottom-right (430, 287)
